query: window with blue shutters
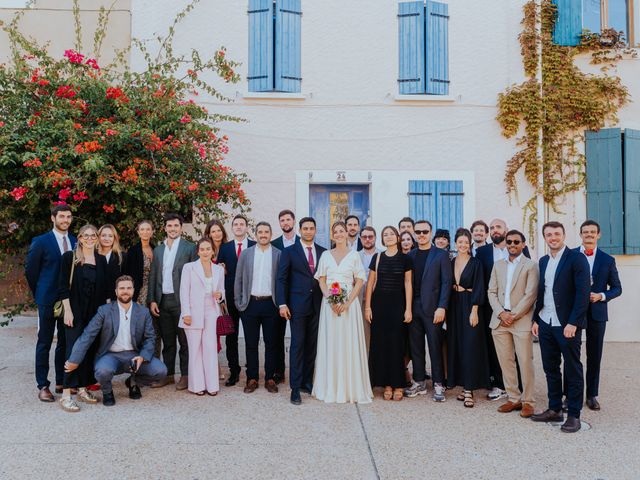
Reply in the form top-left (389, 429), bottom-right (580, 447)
top-left (248, 0), bottom-right (301, 93)
top-left (408, 180), bottom-right (463, 233)
top-left (398, 1), bottom-right (449, 95)
top-left (554, 0), bottom-right (632, 47)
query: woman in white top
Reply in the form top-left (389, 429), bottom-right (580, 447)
top-left (313, 221), bottom-right (373, 404)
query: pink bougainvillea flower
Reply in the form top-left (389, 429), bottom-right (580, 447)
top-left (58, 188), bottom-right (72, 200)
top-left (85, 58), bottom-right (100, 70)
top-left (180, 114), bottom-right (191, 124)
top-left (10, 186), bottom-right (28, 201)
top-left (73, 191), bottom-right (88, 201)
top-left (64, 49), bottom-right (84, 64)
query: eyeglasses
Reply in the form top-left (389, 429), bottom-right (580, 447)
top-left (414, 230), bottom-right (430, 235)
top-left (82, 234), bottom-right (97, 239)
top-left (506, 239), bottom-right (522, 245)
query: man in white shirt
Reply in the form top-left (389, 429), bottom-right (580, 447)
top-left (65, 275), bottom-right (167, 406)
top-left (234, 222), bottom-right (282, 394)
top-left (272, 209), bottom-right (299, 251)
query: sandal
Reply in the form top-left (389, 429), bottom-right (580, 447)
top-left (383, 387), bottom-right (393, 401)
top-left (393, 388), bottom-right (404, 401)
top-left (195, 391), bottom-right (206, 396)
top-left (207, 391), bottom-right (218, 396)
top-left (457, 392), bottom-right (465, 401)
top-left (463, 390), bottom-right (474, 408)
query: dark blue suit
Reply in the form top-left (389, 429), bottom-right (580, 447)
top-left (217, 239), bottom-right (256, 375)
top-left (535, 247), bottom-right (590, 418)
top-left (573, 247), bottom-right (622, 398)
top-left (407, 246), bottom-right (452, 384)
top-left (276, 241), bottom-right (325, 389)
top-left (271, 234), bottom-right (299, 252)
top-left (25, 230), bottom-right (77, 389)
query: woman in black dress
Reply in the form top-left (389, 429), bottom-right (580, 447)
top-left (98, 224), bottom-right (126, 301)
top-left (59, 224), bottom-right (110, 412)
top-left (364, 226), bottom-right (413, 401)
top-left (446, 228), bottom-right (490, 408)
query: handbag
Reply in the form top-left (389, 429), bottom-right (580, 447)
top-left (216, 301), bottom-right (235, 336)
top-left (53, 252), bottom-right (75, 318)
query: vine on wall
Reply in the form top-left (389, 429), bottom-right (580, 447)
top-left (496, 0), bottom-right (633, 238)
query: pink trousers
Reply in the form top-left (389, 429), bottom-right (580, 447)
top-left (184, 296), bottom-right (219, 394)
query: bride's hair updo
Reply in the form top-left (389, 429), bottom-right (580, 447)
top-left (331, 221), bottom-right (347, 234)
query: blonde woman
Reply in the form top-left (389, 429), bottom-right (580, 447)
top-left (98, 224), bottom-right (126, 302)
top-left (59, 224), bottom-right (110, 412)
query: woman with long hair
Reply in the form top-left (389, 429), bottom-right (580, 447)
top-left (98, 224), bottom-right (126, 301)
top-left (204, 219), bottom-right (228, 263)
top-left (400, 231), bottom-right (415, 254)
top-left (59, 224), bottom-right (109, 412)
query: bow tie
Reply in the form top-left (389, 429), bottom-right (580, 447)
top-left (584, 249), bottom-right (594, 257)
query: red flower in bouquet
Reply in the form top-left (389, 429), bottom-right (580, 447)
top-left (327, 282), bottom-right (348, 316)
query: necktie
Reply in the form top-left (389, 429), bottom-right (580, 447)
top-left (62, 236), bottom-right (69, 253)
top-left (584, 249), bottom-right (594, 256)
top-left (236, 242), bottom-right (242, 258)
top-left (307, 247), bottom-right (315, 273)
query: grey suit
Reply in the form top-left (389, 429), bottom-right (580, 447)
top-left (68, 302), bottom-right (167, 394)
top-left (233, 245), bottom-right (281, 381)
top-left (148, 238), bottom-right (197, 376)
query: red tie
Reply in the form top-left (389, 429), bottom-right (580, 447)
top-left (307, 247), bottom-right (315, 273)
top-left (584, 249), bottom-right (594, 256)
top-left (236, 242), bottom-right (242, 258)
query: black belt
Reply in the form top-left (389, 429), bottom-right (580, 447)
top-left (251, 295), bottom-right (272, 301)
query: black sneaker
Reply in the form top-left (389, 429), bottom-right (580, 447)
top-left (125, 376), bottom-right (141, 400)
top-left (102, 391), bottom-right (116, 407)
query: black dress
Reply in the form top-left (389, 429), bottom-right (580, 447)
top-left (446, 256), bottom-right (490, 391)
top-left (368, 252), bottom-right (413, 388)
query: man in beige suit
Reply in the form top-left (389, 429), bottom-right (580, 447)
top-left (488, 229), bottom-right (539, 418)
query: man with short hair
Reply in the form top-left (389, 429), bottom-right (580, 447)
top-left (148, 213), bottom-right (197, 390)
top-left (26, 204), bottom-right (77, 402)
top-left (405, 220), bottom-right (452, 402)
top-left (398, 217), bottom-right (415, 238)
top-left (531, 221), bottom-right (590, 433)
top-left (217, 214), bottom-right (256, 386)
top-left (345, 215), bottom-right (363, 251)
top-left (574, 220), bottom-right (622, 411)
top-left (65, 275), bottom-right (167, 406)
top-left (488, 230), bottom-right (539, 418)
top-left (358, 226), bottom-right (381, 350)
top-left (235, 222), bottom-right (282, 394)
top-left (470, 220), bottom-right (489, 256)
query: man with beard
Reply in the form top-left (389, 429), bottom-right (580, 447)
top-left (345, 215), bottom-right (363, 252)
top-left (358, 226), bottom-right (381, 350)
top-left (470, 220), bottom-right (489, 256)
top-left (475, 219), bottom-right (530, 401)
top-left (398, 217), bottom-right (415, 238)
top-left (65, 276), bottom-right (167, 406)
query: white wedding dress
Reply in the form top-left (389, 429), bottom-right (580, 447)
top-left (312, 250), bottom-right (373, 404)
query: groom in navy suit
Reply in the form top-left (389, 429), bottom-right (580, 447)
top-left (25, 204), bottom-right (77, 402)
top-left (276, 216), bottom-right (326, 405)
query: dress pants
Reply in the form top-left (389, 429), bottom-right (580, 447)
top-left (538, 320), bottom-right (584, 418)
top-left (35, 304), bottom-right (66, 389)
top-left (184, 295), bottom-right (219, 393)
top-left (275, 315), bottom-right (287, 377)
top-left (94, 351), bottom-right (167, 394)
top-left (492, 326), bottom-right (535, 405)
top-left (483, 305), bottom-right (505, 389)
top-left (409, 299), bottom-right (445, 384)
top-left (225, 299), bottom-right (241, 376)
top-left (289, 308), bottom-right (320, 389)
top-left (586, 317), bottom-right (607, 398)
top-left (241, 298), bottom-right (278, 381)
top-left (158, 294), bottom-right (188, 376)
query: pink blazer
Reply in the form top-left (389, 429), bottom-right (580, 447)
top-left (179, 260), bottom-right (225, 329)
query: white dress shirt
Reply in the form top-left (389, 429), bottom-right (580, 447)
top-left (104, 251), bottom-right (112, 263)
top-left (348, 238), bottom-right (359, 252)
top-left (162, 237), bottom-right (181, 294)
top-left (251, 246), bottom-right (273, 296)
top-left (538, 246), bottom-right (566, 327)
top-left (580, 245), bottom-right (605, 300)
top-left (282, 234), bottom-right (297, 249)
top-left (110, 303), bottom-right (134, 352)
top-left (503, 254), bottom-right (523, 310)
top-left (52, 229), bottom-right (71, 255)
top-left (492, 244), bottom-right (509, 263)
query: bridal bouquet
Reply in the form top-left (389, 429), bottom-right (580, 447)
top-left (327, 282), bottom-right (348, 316)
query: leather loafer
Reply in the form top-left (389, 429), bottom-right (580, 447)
top-left (102, 391), bottom-right (116, 407)
top-left (150, 376), bottom-right (174, 388)
top-left (225, 372), bottom-right (240, 387)
top-left (244, 379), bottom-right (259, 393)
top-left (265, 379), bottom-right (278, 393)
top-left (38, 387), bottom-right (55, 403)
top-left (586, 396), bottom-right (600, 411)
top-left (176, 376), bottom-right (189, 391)
top-left (531, 409), bottom-right (564, 423)
top-left (520, 403), bottom-right (535, 418)
top-left (561, 416), bottom-right (581, 433)
top-left (290, 388), bottom-right (301, 405)
top-left (273, 373), bottom-right (285, 385)
top-left (125, 376), bottom-right (142, 400)
top-left (300, 383), bottom-right (313, 395)
top-left (497, 401), bottom-right (522, 413)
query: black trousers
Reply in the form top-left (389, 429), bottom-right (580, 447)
top-left (35, 304), bottom-right (66, 389)
top-left (275, 313), bottom-right (287, 377)
top-left (289, 308), bottom-right (319, 389)
top-left (484, 305), bottom-right (504, 389)
top-left (225, 300), bottom-right (241, 376)
top-left (158, 294), bottom-right (188, 376)
top-left (409, 299), bottom-right (445, 384)
top-left (241, 298), bottom-right (278, 381)
top-left (586, 317), bottom-right (607, 398)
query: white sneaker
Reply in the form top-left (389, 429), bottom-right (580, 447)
top-left (59, 397), bottom-right (80, 412)
top-left (432, 383), bottom-right (446, 402)
top-left (403, 381), bottom-right (428, 398)
top-left (487, 387), bottom-right (507, 401)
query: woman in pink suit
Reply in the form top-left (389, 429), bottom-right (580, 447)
top-left (179, 237), bottom-right (225, 396)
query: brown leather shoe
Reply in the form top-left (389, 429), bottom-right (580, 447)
top-left (38, 387), bottom-right (55, 402)
top-left (176, 376), bottom-right (189, 391)
top-left (150, 376), bottom-right (175, 388)
top-left (265, 379), bottom-right (278, 393)
top-left (520, 403), bottom-right (535, 418)
top-left (244, 379), bottom-right (259, 393)
top-left (497, 400), bottom-right (522, 413)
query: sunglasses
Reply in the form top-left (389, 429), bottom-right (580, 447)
top-left (360, 235), bottom-right (375, 239)
top-left (506, 239), bottom-right (522, 245)
top-left (414, 229), bottom-right (430, 235)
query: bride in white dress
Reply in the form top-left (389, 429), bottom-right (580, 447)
top-left (313, 221), bottom-right (373, 404)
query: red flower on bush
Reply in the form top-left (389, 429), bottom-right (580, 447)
top-left (105, 129), bottom-right (118, 136)
top-left (64, 49), bottom-right (84, 64)
top-left (73, 191), bottom-right (88, 201)
top-left (180, 114), bottom-right (191, 124)
top-left (106, 87), bottom-right (124, 99)
top-left (187, 181), bottom-right (199, 191)
top-left (102, 204), bottom-right (115, 213)
top-left (74, 141), bottom-right (102, 154)
top-left (10, 186), bottom-right (28, 201)
top-left (55, 85), bottom-right (77, 99)
top-left (85, 58), bottom-right (100, 70)
top-left (23, 158), bottom-right (43, 168)
top-left (58, 188), bottom-right (72, 200)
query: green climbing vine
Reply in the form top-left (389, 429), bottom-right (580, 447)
top-left (496, 0), bottom-right (633, 238)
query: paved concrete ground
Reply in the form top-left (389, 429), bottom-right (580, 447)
top-left (1, 316), bottom-right (639, 480)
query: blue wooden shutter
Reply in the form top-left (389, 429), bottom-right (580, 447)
top-left (275, 0), bottom-right (302, 92)
top-left (248, 0), bottom-right (274, 92)
top-left (435, 180), bottom-right (463, 233)
top-left (585, 128), bottom-right (624, 254)
top-left (624, 129), bottom-right (640, 254)
top-left (408, 180), bottom-right (436, 222)
top-left (553, 0), bottom-right (583, 46)
top-left (398, 2), bottom-right (425, 94)
top-left (425, 1), bottom-right (449, 95)
top-left (310, 188), bottom-right (330, 249)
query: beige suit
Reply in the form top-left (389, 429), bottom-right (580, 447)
top-left (488, 255), bottom-right (539, 405)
